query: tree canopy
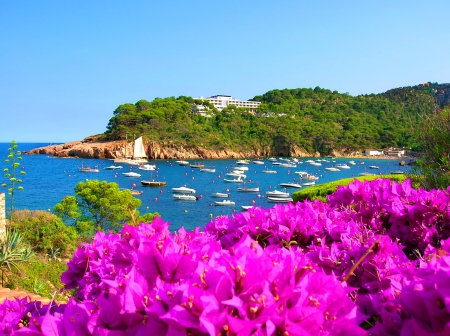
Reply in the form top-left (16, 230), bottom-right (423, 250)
top-left (102, 83), bottom-right (450, 156)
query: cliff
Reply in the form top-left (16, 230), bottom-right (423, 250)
top-left (24, 138), bottom-right (328, 159)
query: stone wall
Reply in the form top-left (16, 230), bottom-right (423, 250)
top-left (0, 193), bottom-right (5, 241)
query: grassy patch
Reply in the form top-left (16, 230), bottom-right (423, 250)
top-left (292, 174), bottom-right (408, 203)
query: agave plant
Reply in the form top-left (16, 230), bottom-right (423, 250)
top-left (0, 229), bottom-right (34, 286)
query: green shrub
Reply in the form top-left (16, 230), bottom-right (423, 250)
top-left (293, 174), bottom-right (408, 203)
top-left (10, 210), bottom-right (79, 257)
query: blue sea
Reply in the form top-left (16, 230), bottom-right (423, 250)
top-left (0, 143), bottom-right (407, 231)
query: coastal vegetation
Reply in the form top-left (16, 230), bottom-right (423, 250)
top-left (102, 83), bottom-right (449, 155)
top-left (292, 174), bottom-right (408, 202)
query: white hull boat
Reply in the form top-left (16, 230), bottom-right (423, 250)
top-left (104, 165), bottom-right (123, 170)
top-left (173, 194), bottom-right (198, 201)
top-left (241, 205), bottom-right (254, 210)
top-left (237, 186), bottom-right (260, 192)
top-left (138, 164), bottom-right (156, 171)
top-left (301, 181), bottom-right (316, 186)
top-left (224, 177), bottom-right (244, 183)
top-left (210, 192), bottom-right (230, 198)
top-left (336, 164), bottom-right (350, 169)
top-left (114, 136), bottom-right (148, 165)
top-left (262, 170), bottom-right (277, 174)
top-left (309, 162), bottom-right (322, 166)
top-left (279, 182), bottom-right (302, 188)
top-left (325, 167), bottom-right (340, 172)
top-left (369, 166), bottom-right (380, 169)
top-left (215, 200), bottom-right (236, 206)
top-left (266, 190), bottom-right (290, 198)
top-left (123, 172), bottom-right (141, 177)
top-left (176, 160), bottom-right (190, 166)
top-left (172, 186), bottom-right (196, 194)
top-left (200, 168), bottom-right (216, 173)
top-left (253, 160), bottom-right (265, 164)
top-left (267, 197), bottom-right (293, 203)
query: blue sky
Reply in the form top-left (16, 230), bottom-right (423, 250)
top-left (1, 1), bottom-right (449, 142)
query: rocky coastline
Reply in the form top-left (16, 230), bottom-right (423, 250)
top-left (23, 137), bottom-right (364, 160)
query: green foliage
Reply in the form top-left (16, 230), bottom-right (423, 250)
top-left (138, 212), bottom-right (160, 224)
top-left (0, 229), bottom-right (34, 286)
top-left (10, 210), bottom-right (79, 257)
top-left (102, 83), bottom-right (448, 156)
top-left (54, 180), bottom-right (142, 235)
top-left (2, 140), bottom-right (25, 220)
top-left (292, 174), bottom-right (408, 203)
top-left (6, 257), bottom-right (69, 302)
top-left (411, 107), bottom-right (450, 190)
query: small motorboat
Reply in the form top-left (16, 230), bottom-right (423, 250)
top-left (266, 189), bottom-right (290, 198)
top-left (233, 166), bottom-right (249, 171)
top-left (123, 172), bottom-right (141, 177)
top-left (369, 166), bottom-right (380, 169)
top-left (226, 172), bottom-right (247, 178)
top-left (223, 177), bottom-right (245, 183)
top-left (214, 200), bottom-right (236, 206)
top-left (237, 186), bottom-right (260, 192)
top-left (173, 194), bottom-right (198, 201)
top-left (104, 165), bottom-right (123, 170)
top-left (262, 170), bottom-right (277, 174)
top-left (241, 205), bottom-right (254, 210)
top-left (78, 161), bottom-right (100, 173)
top-left (279, 163), bottom-right (297, 168)
top-left (138, 164), bottom-right (156, 171)
top-left (210, 192), bottom-right (230, 198)
top-left (236, 160), bottom-right (250, 165)
top-left (359, 172), bottom-right (376, 176)
top-left (252, 160), bottom-right (265, 164)
top-left (176, 160), bottom-right (190, 166)
top-left (190, 162), bottom-right (205, 169)
top-left (348, 161), bottom-right (356, 165)
top-left (336, 164), bottom-right (350, 169)
top-left (391, 170), bottom-right (405, 174)
top-left (268, 157), bottom-right (278, 162)
top-left (279, 182), bottom-right (302, 188)
top-left (294, 171), bottom-right (308, 176)
top-left (267, 197), bottom-right (293, 203)
top-left (200, 167), bottom-right (216, 173)
top-left (325, 167), bottom-right (340, 172)
top-left (301, 181), bottom-right (316, 186)
top-left (171, 186), bottom-right (196, 194)
top-left (309, 162), bottom-right (322, 166)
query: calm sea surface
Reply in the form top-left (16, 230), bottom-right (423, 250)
top-left (0, 143), bottom-right (407, 231)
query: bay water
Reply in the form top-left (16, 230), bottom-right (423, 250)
top-left (0, 143), bottom-right (406, 231)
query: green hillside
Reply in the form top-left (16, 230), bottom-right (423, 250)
top-left (102, 82), bottom-right (449, 156)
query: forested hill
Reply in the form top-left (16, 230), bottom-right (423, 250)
top-left (102, 82), bottom-right (449, 156)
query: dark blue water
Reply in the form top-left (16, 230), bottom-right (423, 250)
top-left (0, 143), bottom-right (407, 231)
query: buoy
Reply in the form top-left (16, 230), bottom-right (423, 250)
top-left (146, 206), bottom-right (149, 209)
top-left (226, 189), bottom-right (230, 192)
top-left (184, 210), bottom-right (188, 213)
top-left (257, 194), bottom-right (261, 198)
top-left (212, 180), bottom-right (215, 183)
top-left (159, 189), bottom-right (163, 194)
top-left (252, 200), bottom-right (256, 204)
top-left (210, 213), bottom-right (213, 218)
top-left (154, 198), bottom-right (158, 202)
top-left (22, 166), bottom-right (25, 170)
top-left (199, 195), bottom-right (203, 198)
top-left (210, 203), bottom-right (213, 206)
top-left (132, 183), bottom-right (136, 188)
top-left (192, 177), bottom-right (195, 180)
top-left (185, 172), bottom-right (188, 176)
top-left (48, 209), bottom-right (51, 212)
top-left (269, 186), bottom-right (272, 188)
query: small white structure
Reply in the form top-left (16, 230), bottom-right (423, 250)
top-left (365, 149), bottom-right (383, 156)
top-left (193, 95), bottom-right (261, 114)
top-left (386, 149), bottom-right (406, 157)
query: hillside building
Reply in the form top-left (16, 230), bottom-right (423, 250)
top-left (193, 95), bottom-right (261, 115)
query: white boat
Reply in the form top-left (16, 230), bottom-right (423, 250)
top-left (233, 166), bottom-right (248, 171)
top-left (267, 197), bottom-right (293, 203)
top-left (171, 186), bottom-right (196, 194)
top-left (325, 167), bottom-right (340, 172)
top-left (173, 194), bottom-right (198, 201)
top-left (348, 161), bottom-right (356, 165)
top-left (114, 136), bottom-right (148, 165)
top-left (369, 166), bottom-right (380, 169)
top-left (268, 157), bottom-right (278, 162)
top-left (236, 160), bottom-right (250, 165)
top-left (302, 174), bottom-right (319, 181)
top-left (214, 200), bottom-right (236, 206)
top-left (123, 172), bottom-right (141, 177)
top-left (391, 170), bottom-right (405, 174)
top-left (210, 192), bottom-right (230, 198)
top-left (272, 162), bottom-right (281, 166)
top-left (262, 170), bottom-right (277, 174)
top-left (301, 181), bottom-right (316, 186)
top-left (335, 164), bottom-right (350, 169)
top-left (190, 162), bottom-right (205, 169)
top-left (176, 160), bottom-right (190, 166)
top-left (294, 171), bottom-right (308, 176)
top-left (223, 176), bottom-right (245, 183)
top-left (266, 189), bottom-right (290, 198)
top-left (359, 172), bottom-right (376, 176)
top-left (104, 165), bottom-right (122, 170)
top-left (309, 162), bottom-right (322, 166)
top-left (279, 163), bottom-right (297, 168)
top-left (279, 182), bottom-right (302, 188)
top-left (237, 186), bottom-right (260, 192)
top-left (241, 205), bottom-right (254, 210)
top-left (226, 172), bottom-right (247, 178)
top-left (253, 160), bottom-right (265, 164)
top-left (138, 164), bottom-right (156, 171)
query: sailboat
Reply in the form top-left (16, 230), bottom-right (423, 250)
top-left (114, 136), bottom-right (148, 165)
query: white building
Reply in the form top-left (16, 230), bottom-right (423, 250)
top-left (365, 149), bottom-right (383, 156)
top-left (386, 149), bottom-right (406, 157)
top-left (193, 95), bottom-right (261, 113)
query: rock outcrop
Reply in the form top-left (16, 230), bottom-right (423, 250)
top-left (24, 138), bottom-right (342, 159)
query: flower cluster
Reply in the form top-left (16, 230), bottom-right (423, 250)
top-left (1, 178), bottom-right (450, 335)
